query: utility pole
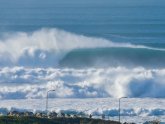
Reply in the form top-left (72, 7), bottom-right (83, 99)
top-left (119, 97), bottom-right (127, 123)
top-left (46, 90), bottom-right (56, 113)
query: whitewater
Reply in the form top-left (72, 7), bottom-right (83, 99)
top-left (0, 0), bottom-right (165, 123)
top-left (0, 28), bottom-right (164, 98)
top-left (0, 29), bottom-right (164, 123)
top-left (0, 98), bottom-right (165, 123)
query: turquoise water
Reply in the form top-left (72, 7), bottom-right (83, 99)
top-left (0, 0), bottom-right (165, 67)
top-left (0, 0), bottom-right (165, 99)
top-left (0, 0), bottom-right (165, 44)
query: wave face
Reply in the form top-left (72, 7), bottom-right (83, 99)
top-left (0, 28), bottom-right (165, 68)
top-left (60, 47), bottom-right (165, 68)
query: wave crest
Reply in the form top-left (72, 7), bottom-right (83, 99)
top-left (0, 28), bottom-right (164, 67)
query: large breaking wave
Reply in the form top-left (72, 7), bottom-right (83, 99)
top-left (0, 28), bottom-right (112, 67)
top-left (0, 28), bottom-right (165, 68)
top-left (0, 28), bottom-right (165, 99)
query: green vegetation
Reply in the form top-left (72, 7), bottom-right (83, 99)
top-left (0, 116), bottom-right (120, 124)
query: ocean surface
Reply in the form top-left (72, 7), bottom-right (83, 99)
top-left (0, 0), bottom-right (165, 99)
top-left (0, 98), bottom-right (165, 123)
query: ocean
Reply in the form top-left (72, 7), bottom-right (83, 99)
top-left (0, 0), bottom-right (165, 43)
top-left (0, 0), bottom-right (165, 99)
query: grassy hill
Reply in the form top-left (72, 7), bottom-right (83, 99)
top-left (0, 116), bottom-right (120, 124)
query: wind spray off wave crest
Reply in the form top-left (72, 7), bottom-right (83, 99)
top-left (0, 28), bottom-right (112, 67)
top-left (0, 28), bottom-right (164, 67)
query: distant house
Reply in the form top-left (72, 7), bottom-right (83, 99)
top-left (66, 113), bottom-right (71, 118)
top-left (41, 113), bottom-right (47, 118)
top-left (35, 112), bottom-right (43, 118)
top-left (61, 112), bottom-right (65, 118)
top-left (102, 114), bottom-right (105, 119)
top-left (24, 112), bottom-right (34, 117)
top-left (19, 112), bottom-right (25, 117)
top-left (7, 111), bottom-right (34, 117)
top-left (143, 120), bottom-right (160, 124)
top-left (7, 111), bottom-right (13, 116)
top-left (7, 111), bottom-right (20, 117)
top-left (123, 123), bottom-right (136, 124)
top-left (73, 114), bottom-right (78, 118)
top-left (58, 112), bottom-right (65, 118)
top-left (48, 112), bottom-right (58, 119)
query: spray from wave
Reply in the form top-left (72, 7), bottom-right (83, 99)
top-left (0, 28), bottom-right (165, 99)
top-left (0, 28), bottom-right (111, 67)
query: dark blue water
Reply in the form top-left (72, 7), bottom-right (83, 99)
top-left (1, 0), bottom-right (165, 99)
top-left (0, 0), bottom-right (165, 68)
top-left (59, 47), bottom-right (165, 68)
top-left (0, 0), bottom-right (165, 44)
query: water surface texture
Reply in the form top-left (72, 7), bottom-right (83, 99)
top-left (0, 0), bottom-right (165, 99)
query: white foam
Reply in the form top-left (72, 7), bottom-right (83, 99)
top-left (0, 98), bottom-right (164, 123)
top-left (0, 66), bottom-right (165, 99)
